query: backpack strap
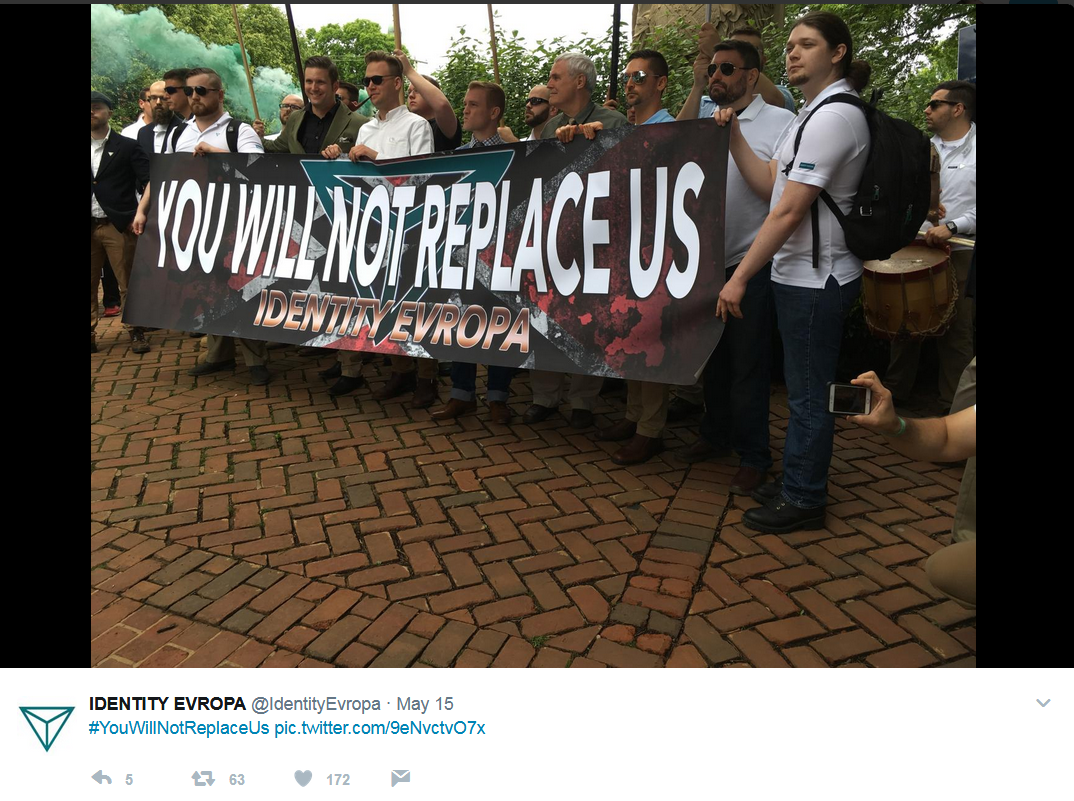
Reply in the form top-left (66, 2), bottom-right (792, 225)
top-left (782, 93), bottom-right (869, 268)
top-left (225, 119), bottom-right (240, 153)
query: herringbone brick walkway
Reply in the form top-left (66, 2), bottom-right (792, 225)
top-left (91, 314), bottom-right (975, 668)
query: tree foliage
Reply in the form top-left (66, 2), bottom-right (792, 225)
top-left (101, 4), bottom-right (298, 130)
top-left (435, 4), bottom-right (975, 137)
top-left (298, 19), bottom-right (399, 83)
top-left (435, 15), bottom-right (629, 141)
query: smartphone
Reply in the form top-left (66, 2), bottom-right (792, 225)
top-left (828, 382), bottom-right (871, 415)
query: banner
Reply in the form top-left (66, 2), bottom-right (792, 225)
top-left (125, 120), bottom-right (728, 385)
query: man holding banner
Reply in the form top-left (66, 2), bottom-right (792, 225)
top-left (596, 49), bottom-right (676, 464)
top-left (525, 51), bottom-right (629, 429)
top-left (679, 41), bottom-right (794, 495)
top-left (432, 81), bottom-right (516, 424)
top-left (150, 67), bottom-right (270, 385)
top-left (335, 50), bottom-right (437, 405)
top-left (261, 57), bottom-right (368, 157)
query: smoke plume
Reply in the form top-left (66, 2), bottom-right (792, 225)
top-left (91, 4), bottom-right (298, 129)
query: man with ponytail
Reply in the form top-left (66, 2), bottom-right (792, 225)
top-left (713, 11), bottom-right (872, 534)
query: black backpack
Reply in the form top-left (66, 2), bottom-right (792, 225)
top-left (784, 91), bottom-right (932, 267)
top-left (169, 118), bottom-right (241, 153)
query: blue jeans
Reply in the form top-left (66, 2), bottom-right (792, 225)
top-left (772, 273), bottom-right (862, 508)
top-left (450, 362), bottom-right (516, 402)
top-left (700, 262), bottom-right (773, 471)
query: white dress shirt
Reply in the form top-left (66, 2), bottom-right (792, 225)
top-left (931, 122), bottom-right (976, 251)
top-left (173, 112), bottom-right (264, 154)
top-left (121, 117), bottom-right (148, 139)
top-left (91, 134), bottom-right (109, 218)
top-left (355, 105), bottom-right (434, 158)
top-left (769, 78), bottom-right (870, 288)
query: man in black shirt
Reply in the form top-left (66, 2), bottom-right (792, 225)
top-left (395, 49), bottom-right (461, 152)
top-left (91, 91), bottom-right (150, 354)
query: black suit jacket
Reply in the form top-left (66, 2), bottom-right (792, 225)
top-left (136, 112), bottom-right (186, 157)
top-left (92, 130), bottom-right (150, 232)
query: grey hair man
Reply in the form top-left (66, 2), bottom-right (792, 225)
top-left (523, 52), bottom-right (629, 429)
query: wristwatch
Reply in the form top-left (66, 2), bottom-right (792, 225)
top-left (946, 221), bottom-right (958, 234)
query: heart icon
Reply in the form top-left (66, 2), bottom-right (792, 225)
top-left (294, 770), bottom-right (313, 787)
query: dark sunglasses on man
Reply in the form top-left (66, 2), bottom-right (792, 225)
top-left (926, 99), bottom-right (960, 111)
top-left (180, 85), bottom-right (219, 97)
top-left (708, 62), bottom-right (753, 78)
top-left (525, 97), bottom-right (548, 107)
top-left (362, 75), bottom-right (395, 87)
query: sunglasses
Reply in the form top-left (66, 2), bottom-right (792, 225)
top-left (926, 99), bottom-right (960, 110)
top-left (146, 95), bottom-right (168, 104)
top-left (279, 103), bottom-right (303, 111)
top-left (181, 85), bottom-right (219, 97)
top-left (362, 75), bottom-right (396, 87)
top-left (708, 62), bottom-right (752, 78)
top-left (621, 70), bottom-right (659, 85)
top-left (526, 97), bottom-right (549, 106)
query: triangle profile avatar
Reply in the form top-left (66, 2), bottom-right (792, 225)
top-left (20, 707), bottom-right (74, 752)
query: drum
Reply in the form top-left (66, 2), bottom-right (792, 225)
top-left (861, 239), bottom-right (957, 340)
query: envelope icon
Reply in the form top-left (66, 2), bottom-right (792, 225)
top-left (391, 769), bottom-right (411, 787)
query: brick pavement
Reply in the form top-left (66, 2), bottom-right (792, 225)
top-left (91, 316), bottom-right (975, 668)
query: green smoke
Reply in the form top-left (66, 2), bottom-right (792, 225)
top-left (90, 4), bottom-right (298, 131)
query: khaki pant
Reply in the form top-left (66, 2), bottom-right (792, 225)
top-left (950, 357), bottom-right (976, 543)
top-left (670, 378), bottom-right (704, 406)
top-left (530, 370), bottom-right (602, 410)
top-left (91, 218), bottom-right (135, 333)
top-left (925, 540), bottom-right (975, 607)
top-left (391, 355), bottom-right (438, 379)
top-left (626, 380), bottom-right (669, 438)
top-left (887, 249), bottom-right (975, 405)
top-left (201, 335), bottom-right (268, 367)
top-left (339, 350), bottom-right (366, 378)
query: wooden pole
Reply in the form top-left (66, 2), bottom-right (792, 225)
top-left (230, 4), bottom-right (260, 121)
top-left (285, 4), bottom-right (306, 105)
top-left (488, 5), bottom-right (500, 84)
top-left (393, 4), bottom-right (405, 107)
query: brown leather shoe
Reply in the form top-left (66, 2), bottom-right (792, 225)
top-left (373, 370), bottom-right (417, 401)
top-left (612, 433), bottom-right (664, 465)
top-left (431, 397), bottom-right (476, 420)
top-left (675, 438), bottom-right (731, 463)
top-left (523, 404), bottom-right (554, 424)
top-left (129, 327), bottom-right (150, 354)
top-left (598, 419), bottom-right (637, 442)
top-left (729, 465), bottom-right (766, 496)
top-left (488, 401), bottom-right (513, 424)
top-left (412, 377), bottom-right (439, 409)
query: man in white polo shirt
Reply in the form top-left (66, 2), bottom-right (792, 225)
top-left (168, 67), bottom-right (269, 386)
top-left (677, 40), bottom-right (794, 496)
top-left (330, 50), bottom-right (438, 408)
top-left (714, 11), bottom-right (871, 534)
top-left (887, 80), bottom-right (976, 410)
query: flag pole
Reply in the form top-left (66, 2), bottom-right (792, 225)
top-left (393, 4), bottom-right (405, 106)
top-left (230, 4), bottom-right (260, 121)
top-left (608, 4), bottom-right (621, 102)
top-left (285, 4), bottom-right (306, 105)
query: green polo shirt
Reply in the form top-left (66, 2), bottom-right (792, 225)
top-left (539, 101), bottom-right (629, 138)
